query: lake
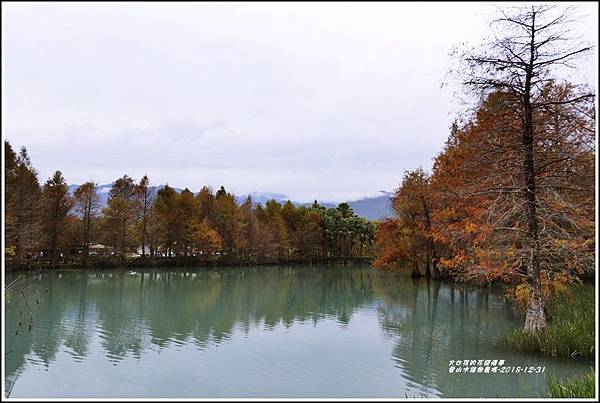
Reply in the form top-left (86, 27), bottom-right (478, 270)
top-left (4, 265), bottom-right (592, 398)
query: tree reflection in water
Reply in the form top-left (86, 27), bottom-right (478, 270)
top-left (5, 266), bottom-right (591, 398)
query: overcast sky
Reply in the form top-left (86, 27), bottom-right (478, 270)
top-left (2, 2), bottom-right (597, 202)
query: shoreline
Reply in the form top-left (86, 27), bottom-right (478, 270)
top-left (4, 256), bottom-right (376, 272)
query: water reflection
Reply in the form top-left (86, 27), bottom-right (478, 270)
top-left (372, 276), bottom-right (589, 397)
top-left (5, 266), bottom-right (592, 398)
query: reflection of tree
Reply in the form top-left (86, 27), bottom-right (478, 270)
top-left (5, 279), bottom-right (39, 397)
top-left (5, 268), bottom-right (591, 398)
top-left (5, 265), bottom-right (376, 392)
top-left (94, 273), bottom-right (148, 361)
top-left (63, 274), bottom-right (94, 360)
top-left (371, 276), bottom-right (577, 397)
top-left (29, 275), bottom-right (68, 366)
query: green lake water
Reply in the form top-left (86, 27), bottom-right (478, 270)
top-left (4, 265), bottom-right (592, 398)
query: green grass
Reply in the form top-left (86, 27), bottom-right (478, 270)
top-left (548, 372), bottom-right (595, 398)
top-left (506, 284), bottom-right (595, 359)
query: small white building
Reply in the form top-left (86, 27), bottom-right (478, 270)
top-left (89, 243), bottom-right (109, 256)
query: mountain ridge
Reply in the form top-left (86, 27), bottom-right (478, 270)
top-left (68, 184), bottom-right (393, 221)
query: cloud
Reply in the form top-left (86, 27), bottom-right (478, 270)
top-left (3, 3), bottom-right (597, 201)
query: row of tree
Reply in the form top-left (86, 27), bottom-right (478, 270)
top-left (5, 142), bottom-right (376, 270)
top-left (374, 5), bottom-right (595, 332)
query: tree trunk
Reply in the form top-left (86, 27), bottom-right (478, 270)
top-left (141, 214), bottom-right (147, 257)
top-left (15, 220), bottom-right (22, 270)
top-left (83, 210), bottom-right (90, 267)
top-left (524, 239), bottom-right (546, 332)
top-left (411, 262), bottom-right (421, 278)
top-left (50, 220), bottom-right (58, 269)
top-left (431, 257), bottom-right (440, 278)
top-left (424, 258), bottom-right (432, 278)
top-left (421, 198), bottom-right (441, 278)
top-left (522, 26), bottom-right (546, 332)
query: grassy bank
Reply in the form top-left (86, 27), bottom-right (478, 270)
top-left (548, 372), bottom-right (595, 398)
top-left (506, 284), bottom-right (595, 398)
top-left (506, 284), bottom-right (594, 359)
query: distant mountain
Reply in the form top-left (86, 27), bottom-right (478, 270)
top-left (348, 193), bottom-right (393, 221)
top-left (68, 183), bottom-right (113, 209)
top-left (235, 192), bottom-right (392, 220)
top-left (298, 192), bottom-right (393, 221)
top-left (68, 184), bottom-right (393, 221)
top-left (68, 183), bottom-right (182, 210)
top-left (235, 192), bottom-right (290, 205)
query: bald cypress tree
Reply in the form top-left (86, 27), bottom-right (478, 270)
top-left (5, 143), bottom-right (42, 270)
top-left (41, 171), bottom-right (74, 269)
top-left (452, 5), bottom-right (594, 332)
